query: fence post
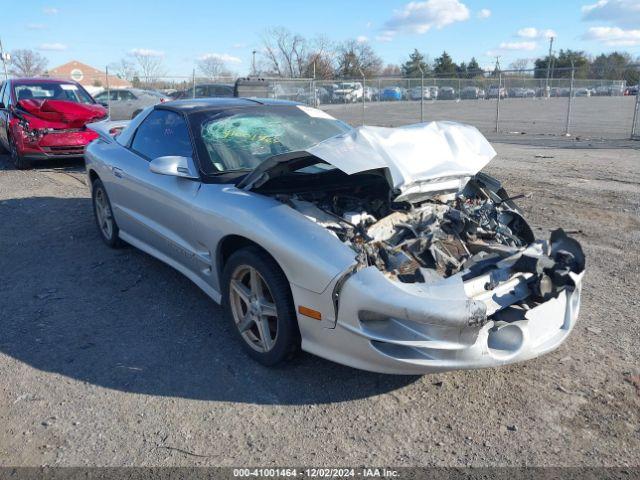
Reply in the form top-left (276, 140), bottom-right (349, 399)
top-left (105, 66), bottom-right (111, 119)
top-left (192, 68), bottom-right (196, 99)
top-left (359, 69), bottom-right (366, 126)
top-left (564, 63), bottom-right (575, 136)
top-left (418, 66), bottom-right (424, 122)
top-left (495, 71), bottom-right (502, 133)
top-left (632, 88), bottom-right (640, 139)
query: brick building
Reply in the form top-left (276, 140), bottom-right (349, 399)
top-left (47, 60), bottom-right (130, 89)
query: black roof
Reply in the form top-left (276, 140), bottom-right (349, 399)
top-left (158, 97), bottom-right (300, 113)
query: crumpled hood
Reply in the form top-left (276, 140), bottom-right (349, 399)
top-left (308, 122), bottom-right (494, 185)
top-left (240, 121), bottom-right (497, 201)
top-left (17, 99), bottom-right (107, 129)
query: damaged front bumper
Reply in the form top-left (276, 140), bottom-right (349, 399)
top-left (299, 244), bottom-right (584, 375)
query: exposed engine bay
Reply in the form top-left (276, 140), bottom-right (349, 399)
top-left (270, 170), bottom-right (585, 322)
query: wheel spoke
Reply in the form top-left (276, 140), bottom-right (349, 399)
top-left (249, 268), bottom-right (262, 298)
top-left (230, 279), bottom-right (251, 305)
top-left (256, 317), bottom-right (273, 351)
top-left (260, 300), bottom-right (277, 318)
top-left (237, 313), bottom-right (254, 333)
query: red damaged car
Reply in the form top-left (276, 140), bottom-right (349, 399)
top-left (0, 78), bottom-right (107, 169)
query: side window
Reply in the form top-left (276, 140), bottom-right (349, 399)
top-left (94, 91), bottom-right (107, 102)
top-left (0, 83), bottom-right (5, 106)
top-left (120, 90), bottom-right (136, 100)
top-left (130, 110), bottom-right (193, 160)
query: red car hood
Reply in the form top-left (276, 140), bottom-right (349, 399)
top-left (17, 99), bottom-right (107, 129)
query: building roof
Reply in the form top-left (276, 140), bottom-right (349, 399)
top-left (47, 60), bottom-right (130, 88)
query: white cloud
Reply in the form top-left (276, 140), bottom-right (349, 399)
top-left (582, 0), bottom-right (640, 28)
top-left (517, 27), bottom-right (538, 38)
top-left (38, 43), bottom-right (67, 51)
top-left (583, 26), bottom-right (640, 46)
top-left (129, 48), bottom-right (164, 57)
top-left (499, 41), bottom-right (537, 51)
top-left (356, 35), bottom-right (369, 44)
top-left (26, 23), bottom-right (46, 30)
top-left (382, 0), bottom-right (470, 38)
top-left (477, 8), bottom-right (491, 19)
top-left (199, 53), bottom-right (242, 64)
top-left (517, 27), bottom-right (556, 39)
top-left (376, 30), bottom-right (396, 42)
top-left (43, 7), bottom-right (58, 15)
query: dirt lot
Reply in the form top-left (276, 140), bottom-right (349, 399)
top-left (0, 140), bottom-right (639, 467)
top-left (323, 96), bottom-right (639, 140)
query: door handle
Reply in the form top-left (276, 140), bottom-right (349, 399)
top-left (112, 166), bottom-right (124, 178)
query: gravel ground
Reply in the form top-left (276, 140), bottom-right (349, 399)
top-left (322, 96), bottom-right (640, 140)
top-left (0, 140), bottom-right (639, 467)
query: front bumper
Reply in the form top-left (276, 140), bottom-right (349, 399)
top-left (16, 129), bottom-right (97, 160)
top-left (299, 267), bottom-right (583, 375)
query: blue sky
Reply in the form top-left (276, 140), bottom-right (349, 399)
top-left (3, 0), bottom-right (640, 75)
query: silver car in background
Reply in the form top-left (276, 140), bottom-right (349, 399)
top-left (94, 88), bottom-right (171, 120)
top-left (85, 98), bottom-right (585, 374)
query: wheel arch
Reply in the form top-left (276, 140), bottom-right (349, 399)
top-left (88, 169), bottom-right (100, 185)
top-left (216, 234), bottom-right (284, 282)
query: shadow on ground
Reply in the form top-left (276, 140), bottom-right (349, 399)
top-left (0, 195), bottom-right (418, 406)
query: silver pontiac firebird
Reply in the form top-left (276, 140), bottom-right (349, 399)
top-left (85, 98), bottom-right (585, 375)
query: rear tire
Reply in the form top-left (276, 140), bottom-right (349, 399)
top-left (221, 247), bottom-right (300, 366)
top-left (92, 178), bottom-right (124, 248)
top-left (9, 135), bottom-right (30, 170)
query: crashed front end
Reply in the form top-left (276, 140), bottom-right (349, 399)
top-left (248, 121), bottom-right (585, 374)
top-left (11, 99), bottom-right (106, 160)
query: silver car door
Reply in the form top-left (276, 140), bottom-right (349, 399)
top-left (115, 108), bottom-right (203, 273)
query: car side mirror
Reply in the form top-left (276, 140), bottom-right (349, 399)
top-left (149, 155), bottom-right (199, 180)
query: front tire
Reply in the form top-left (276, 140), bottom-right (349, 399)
top-left (222, 247), bottom-right (300, 366)
top-left (9, 135), bottom-right (30, 170)
top-left (92, 178), bottom-right (123, 248)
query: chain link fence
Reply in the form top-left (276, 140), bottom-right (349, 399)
top-left (6, 66), bottom-right (639, 141)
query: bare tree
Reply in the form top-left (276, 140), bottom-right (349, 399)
top-left (197, 56), bottom-right (230, 79)
top-left (130, 50), bottom-right (166, 84)
top-left (381, 64), bottom-right (401, 76)
top-left (335, 40), bottom-right (382, 78)
top-left (261, 27), bottom-right (307, 77)
top-left (509, 58), bottom-right (530, 73)
top-left (109, 58), bottom-right (137, 82)
top-left (9, 49), bottom-right (48, 77)
top-left (303, 35), bottom-right (336, 79)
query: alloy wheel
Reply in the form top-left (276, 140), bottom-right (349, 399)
top-left (229, 265), bottom-right (279, 353)
top-left (94, 188), bottom-right (114, 240)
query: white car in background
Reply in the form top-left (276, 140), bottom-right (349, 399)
top-left (94, 88), bottom-right (171, 120)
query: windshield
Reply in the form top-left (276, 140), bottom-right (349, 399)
top-left (192, 105), bottom-right (351, 174)
top-left (13, 82), bottom-right (94, 104)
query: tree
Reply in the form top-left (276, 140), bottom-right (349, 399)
top-left (197, 56), bottom-right (230, 78)
top-left (335, 39), bottom-right (382, 78)
top-left (302, 36), bottom-right (336, 79)
top-left (9, 49), bottom-right (48, 77)
top-left (433, 51), bottom-right (457, 77)
top-left (261, 27), bottom-right (307, 78)
top-left (401, 49), bottom-right (429, 77)
top-left (534, 49), bottom-right (589, 78)
top-left (456, 61), bottom-right (468, 78)
top-left (109, 59), bottom-right (137, 82)
top-left (130, 51), bottom-right (165, 83)
top-left (509, 58), bottom-right (530, 73)
top-left (467, 57), bottom-right (483, 78)
top-left (381, 64), bottom-right (401, 76)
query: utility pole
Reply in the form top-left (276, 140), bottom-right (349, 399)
top-left (545, 36), bottom-right (554, 98)
top-left (495, 56), bottom-right (501, 133)
top-left (0, 38), bottom-right (9, 80)
top-left (251, 50), bottom-right (257, 76)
